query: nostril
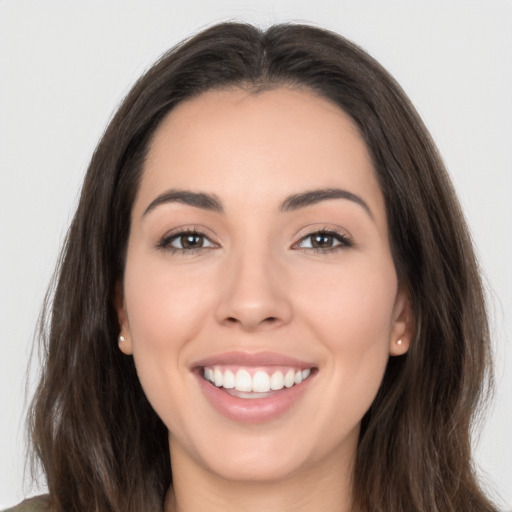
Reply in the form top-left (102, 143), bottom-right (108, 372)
top-left (224, 316), bottom-right (278, 327)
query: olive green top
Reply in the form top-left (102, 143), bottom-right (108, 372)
top-left (4, 495), bottom-right (508, 512)
top-left (2, 496), bottom-right (51, 512)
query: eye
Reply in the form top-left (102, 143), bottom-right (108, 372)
top-left (157, 229), bottom-right (216, 253)
top-left (171, 232), bottom-right (213, 250)
top-left (295, 230), bottom-right (352, 252)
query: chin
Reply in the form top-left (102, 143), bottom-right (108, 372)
top-left (203, 450), bottom-right (310, 484)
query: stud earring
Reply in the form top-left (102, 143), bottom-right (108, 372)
top-left (396, 339), bottom-right (403, 346)
top-left (118, 335), bottom-right (126, 343)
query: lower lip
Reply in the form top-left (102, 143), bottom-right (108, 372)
top-left (195, 371), bottom-right (315, 424)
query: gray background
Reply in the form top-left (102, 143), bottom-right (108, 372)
top-left (1, 1), bottom-right (510, 508)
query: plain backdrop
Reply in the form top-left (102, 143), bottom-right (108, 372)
top-left (1, 0), bottom-right (511, 509)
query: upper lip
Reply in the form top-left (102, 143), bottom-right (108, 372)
top-left (191, 351), bottom-right (316, 369)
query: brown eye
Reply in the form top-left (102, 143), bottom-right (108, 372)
top-left (177, 233), bottom-right (205, 249)
top-left (310, 233), bottom-right (335, 248)
top-left (296, 230), bottom-right (352, 252)
top-left (159, 231), bottom-right (215, 252)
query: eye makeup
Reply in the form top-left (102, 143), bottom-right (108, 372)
top-left (293, 228), bottom-right (353, 253)
top-left (155, 225), bottom-right (219, 255)
top-left (154, 223), bottom-right (354, 257)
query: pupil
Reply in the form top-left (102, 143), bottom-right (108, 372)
top-left (312, 233), bottom-right (332, 248)
top-left (181, 234), bottom-right (202, 248)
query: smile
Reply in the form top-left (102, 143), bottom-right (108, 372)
top-left (193, 353), bottom-right (317, 423)
top-left (203, 366), bottom-right (312, 396)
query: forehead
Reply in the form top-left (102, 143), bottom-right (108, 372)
top-left (138, 87), bottom-right (385, 222)
top-left (147, 86), bottom-right (366, 166)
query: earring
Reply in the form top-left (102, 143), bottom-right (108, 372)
top-left (396, 339), bottom-right (403, 346)
top-left (118, 335), bottom-right (126, 343)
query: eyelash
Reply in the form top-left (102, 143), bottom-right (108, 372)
top-left (156, 228), bottom-right (353, 255)
top-left (156, 228), bottom-right (217, 255)
top-left (293, 228), bottom-right (353, 253)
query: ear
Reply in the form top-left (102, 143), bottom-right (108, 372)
top-left (389, 286), bottom-right (413, 356)
top-left (115, 280), bottom-right (133, 355)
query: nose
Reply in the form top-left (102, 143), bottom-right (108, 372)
top-left (214, 247), bottom-right (293, 331)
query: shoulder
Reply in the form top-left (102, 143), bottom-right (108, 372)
top-left (2, 495), bottom-right (52, 512)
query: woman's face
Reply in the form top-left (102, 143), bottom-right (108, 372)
top-left (118, 87), bottom-right (410, 483)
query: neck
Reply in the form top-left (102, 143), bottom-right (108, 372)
top-left (164, 440), bottom-right (357, 512)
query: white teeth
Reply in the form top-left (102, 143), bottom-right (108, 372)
top-left (223, 369), bottom-right (235, 389)
top-left (235, 369), bottom-right (252, 392)
top-left (252, 371), bottom-right (271, 392)
top-left (270, 371), bottom-right (284, 390)
top-left (203, 366), bottom-right (313, 394)
top-left (284, 369), bottom-right (295, 388)
top-left (214, 368), bottom-right (223, 387)
top-left (226, 390), bottom-right (274, 399)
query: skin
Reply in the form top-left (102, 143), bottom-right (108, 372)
top-left (117, 87), bottom-right (412, 512)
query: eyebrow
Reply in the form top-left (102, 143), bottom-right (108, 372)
top-left (142, 187), bottom-right (373, 219)
top-left (143, 189), bottom-right (224, 217)
top-left (279, 188), bottom-right (373, 219)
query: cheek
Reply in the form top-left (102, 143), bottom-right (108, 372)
top-left (121, 254), bottom-right (214, 404)
top-left (121, 256), bottom-right (217, 437)
top-left (296, 256), bottom-right (397, 401)
top-left (302, 254), bottom-right (397, 332)
top-left (124, 256), bottom-right (210, 348)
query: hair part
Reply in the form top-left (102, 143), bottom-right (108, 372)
top-left (29, 22), bottom-right (495, 512)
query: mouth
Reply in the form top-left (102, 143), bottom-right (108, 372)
top-left (202, 365), bottom-right (313, 398)
top-left (193, 352), bottom-right (317, 423)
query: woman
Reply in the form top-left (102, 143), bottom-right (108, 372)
top-left (7, 22), bottom-right (496, 511)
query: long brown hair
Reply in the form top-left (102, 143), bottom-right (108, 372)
top-left (29, 22), bottom-right (496, 511)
